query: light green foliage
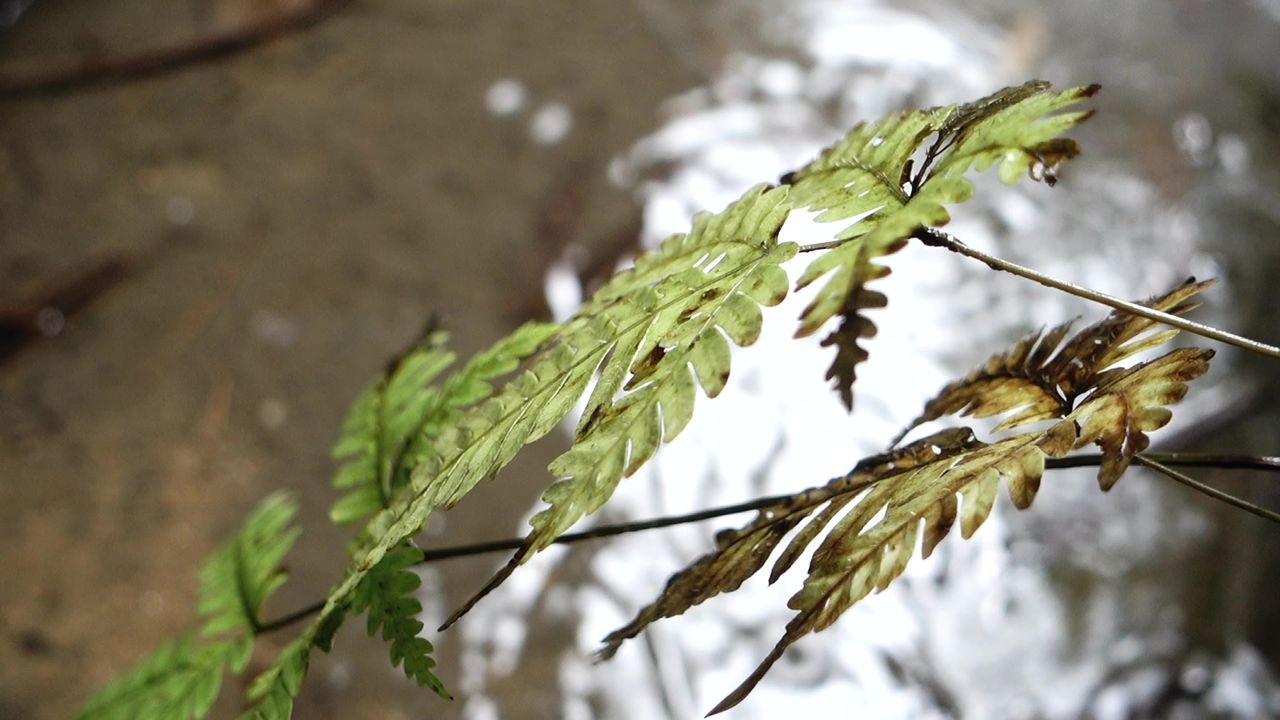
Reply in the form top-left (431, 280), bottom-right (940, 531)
top-left (786, 81), bottom-right (1098, 408)
top-left (321, 184), bottom-right (798, 634)
top-left (198, 492), bottom-right (300, 639)
top-left (533, 184), bottom-right (795, 551)
top-left (351, 543), bottom-right (450, 698)
top-left (241, 635), bottom-right (313, 720)
top-left (330, 324), bottom-right (558, 525)
top-left (77, 636), bottom-right (237, 720)
top-left (330, 334), bottom-right (455, 524)
top-left (80, 494), bottom-right (301, 720)
top-left (246, 325), bottom-right (560, 717)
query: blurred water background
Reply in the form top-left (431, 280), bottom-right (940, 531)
top-left (1, 1), bottom-right (1277, 718)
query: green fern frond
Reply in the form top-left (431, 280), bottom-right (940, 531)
top-left (311, 185), bottom-right (796, 637)
top-left (533, 185), bottom-right (795, 547)
top-left (351, 542), bottom-right (450, 698)
top-left (331, 323), bottom-right (558, 525)
top-left (330, 333), bottom-right (455, 524)
top-left (78, 636), bottom-right (236, 720)
top-left (436, 185), bottom-right (797, 624)
top-left (198, 492), bottom-right (301, 638)
top-left (80, 493), bottom-right (301, 720)
top-left (240, 634), bottom-right (313, 720)
top-left (787, 81), bottom-right (1099, 408)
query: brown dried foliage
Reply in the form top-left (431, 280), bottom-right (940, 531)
top-left (597, 281), bottom-right (1215, 714)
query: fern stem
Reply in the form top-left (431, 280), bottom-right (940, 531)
top-left (900, 227), bottom-right (1280, 360)
top-left (1058, 452), bottom-right (1280, 473)
top-left (1135, 455), bottom-right (1280, 525)
top-left (255, 452), bottom-right (1277, 635)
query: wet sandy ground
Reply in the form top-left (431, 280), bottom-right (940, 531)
top-left (5, 2), bottom-right (1280, 719)
top-left (0, 2), bottom-right (709, 717)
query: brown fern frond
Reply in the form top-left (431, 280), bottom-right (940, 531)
top-left (891, 278), bottom-right (1213, 445)
top-left (594, 428), bottom-right (979, 662)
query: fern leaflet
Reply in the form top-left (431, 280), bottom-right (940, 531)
top-left (786, 81), bottom-right (1098, 408)
top-left (77, 636), bottom-right (237, 720)
top-left (351, 542), bottom-right (451, 697)
top-left (79, 494), bottom-right (301, 720)
top-left (331, 323), bottom-right (558, 525)
top-left (891, 278), bottom-right (1212, 444)
top-left (198, 492), bottom-right (300, 638)
top-left (442, 184), bottom-right (797, 623)
top-left (240, 634), bottom-right (313, 720)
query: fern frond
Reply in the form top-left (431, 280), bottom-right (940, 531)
top-left (714, 350), bottom-right (1211, 712)
top-left (78, 636), bottom-right (236, 720)
top-left (1065, 346), bottom-right (1214, 489)
top-left (330, 334), bottom-right (454, 524)
top-left (595, 427), bottom-right (979, 661)
top-left (240, 634), bottom-right (313, 720)
top-left (311, 185), bottom-right (796, 637)
top-left (80, 494), bottom-right (301, 720)
top-left (198, 492), bottom-right (300, 638)
top-left (436, 185), bottom-right (797, 624)
top-left (534, 185), bottom-right (795, 548)
top-left (350, 542), bottom-right (451, 698)
top-left (589, 285), bottom-right (1212, 714)
top-left (891, 278), bottom-right (1213, 444)
top-left (331, 323), bottom-right (558, 525)
top-left (788, 81), bottom-right (1098, 408)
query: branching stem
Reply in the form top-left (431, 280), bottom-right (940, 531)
top-left (255, 451), bottom-right (1279, 635)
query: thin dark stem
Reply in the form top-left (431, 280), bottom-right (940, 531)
top-left (419, 494), bottom-right (795, 561)
top-left (254, 451), bottom-right (1279, 634)
top-left (908, 228), bottom-right (1280, 360)
top-left (1134, 455), bottom-right (1280, 526)
top-left (1055, 452), bottom-right (1280, 473)
top-left (256, 599), bottom-right (323, 635)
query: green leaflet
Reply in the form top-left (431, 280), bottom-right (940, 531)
top-left (240, 634), bottom-right (314, 720)
top-left (330, 323), bottom-right (558, 526)
top-left (198, 492), bottom-right (300, 638)
top-left (78, 636), bottom-right (237, 720)
top-left (787, 81), bottom-right (1098, 409)
top-left (537, 185), bottom-right (795, 543)
top-left (79, 494), bottom-right (301, 720)
top-left (437, 185), bottom-right (797, 626)
top-left (330, 333), bottom-right (455, 524)
top-left (350, 543), bottom-right (450, 698)
top-left (78, 632), bottom-right (241, 717)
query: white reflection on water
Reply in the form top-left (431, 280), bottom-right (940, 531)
top-left (459, 1), bottom-right (1280, 717)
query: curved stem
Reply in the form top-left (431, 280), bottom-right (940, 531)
top-left (255, 451), bottom-right (1279, 635)
top-left (1134, 455), bottom-right (1280, 525)
top-left (907, 228), bottom-right (1280, 360)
